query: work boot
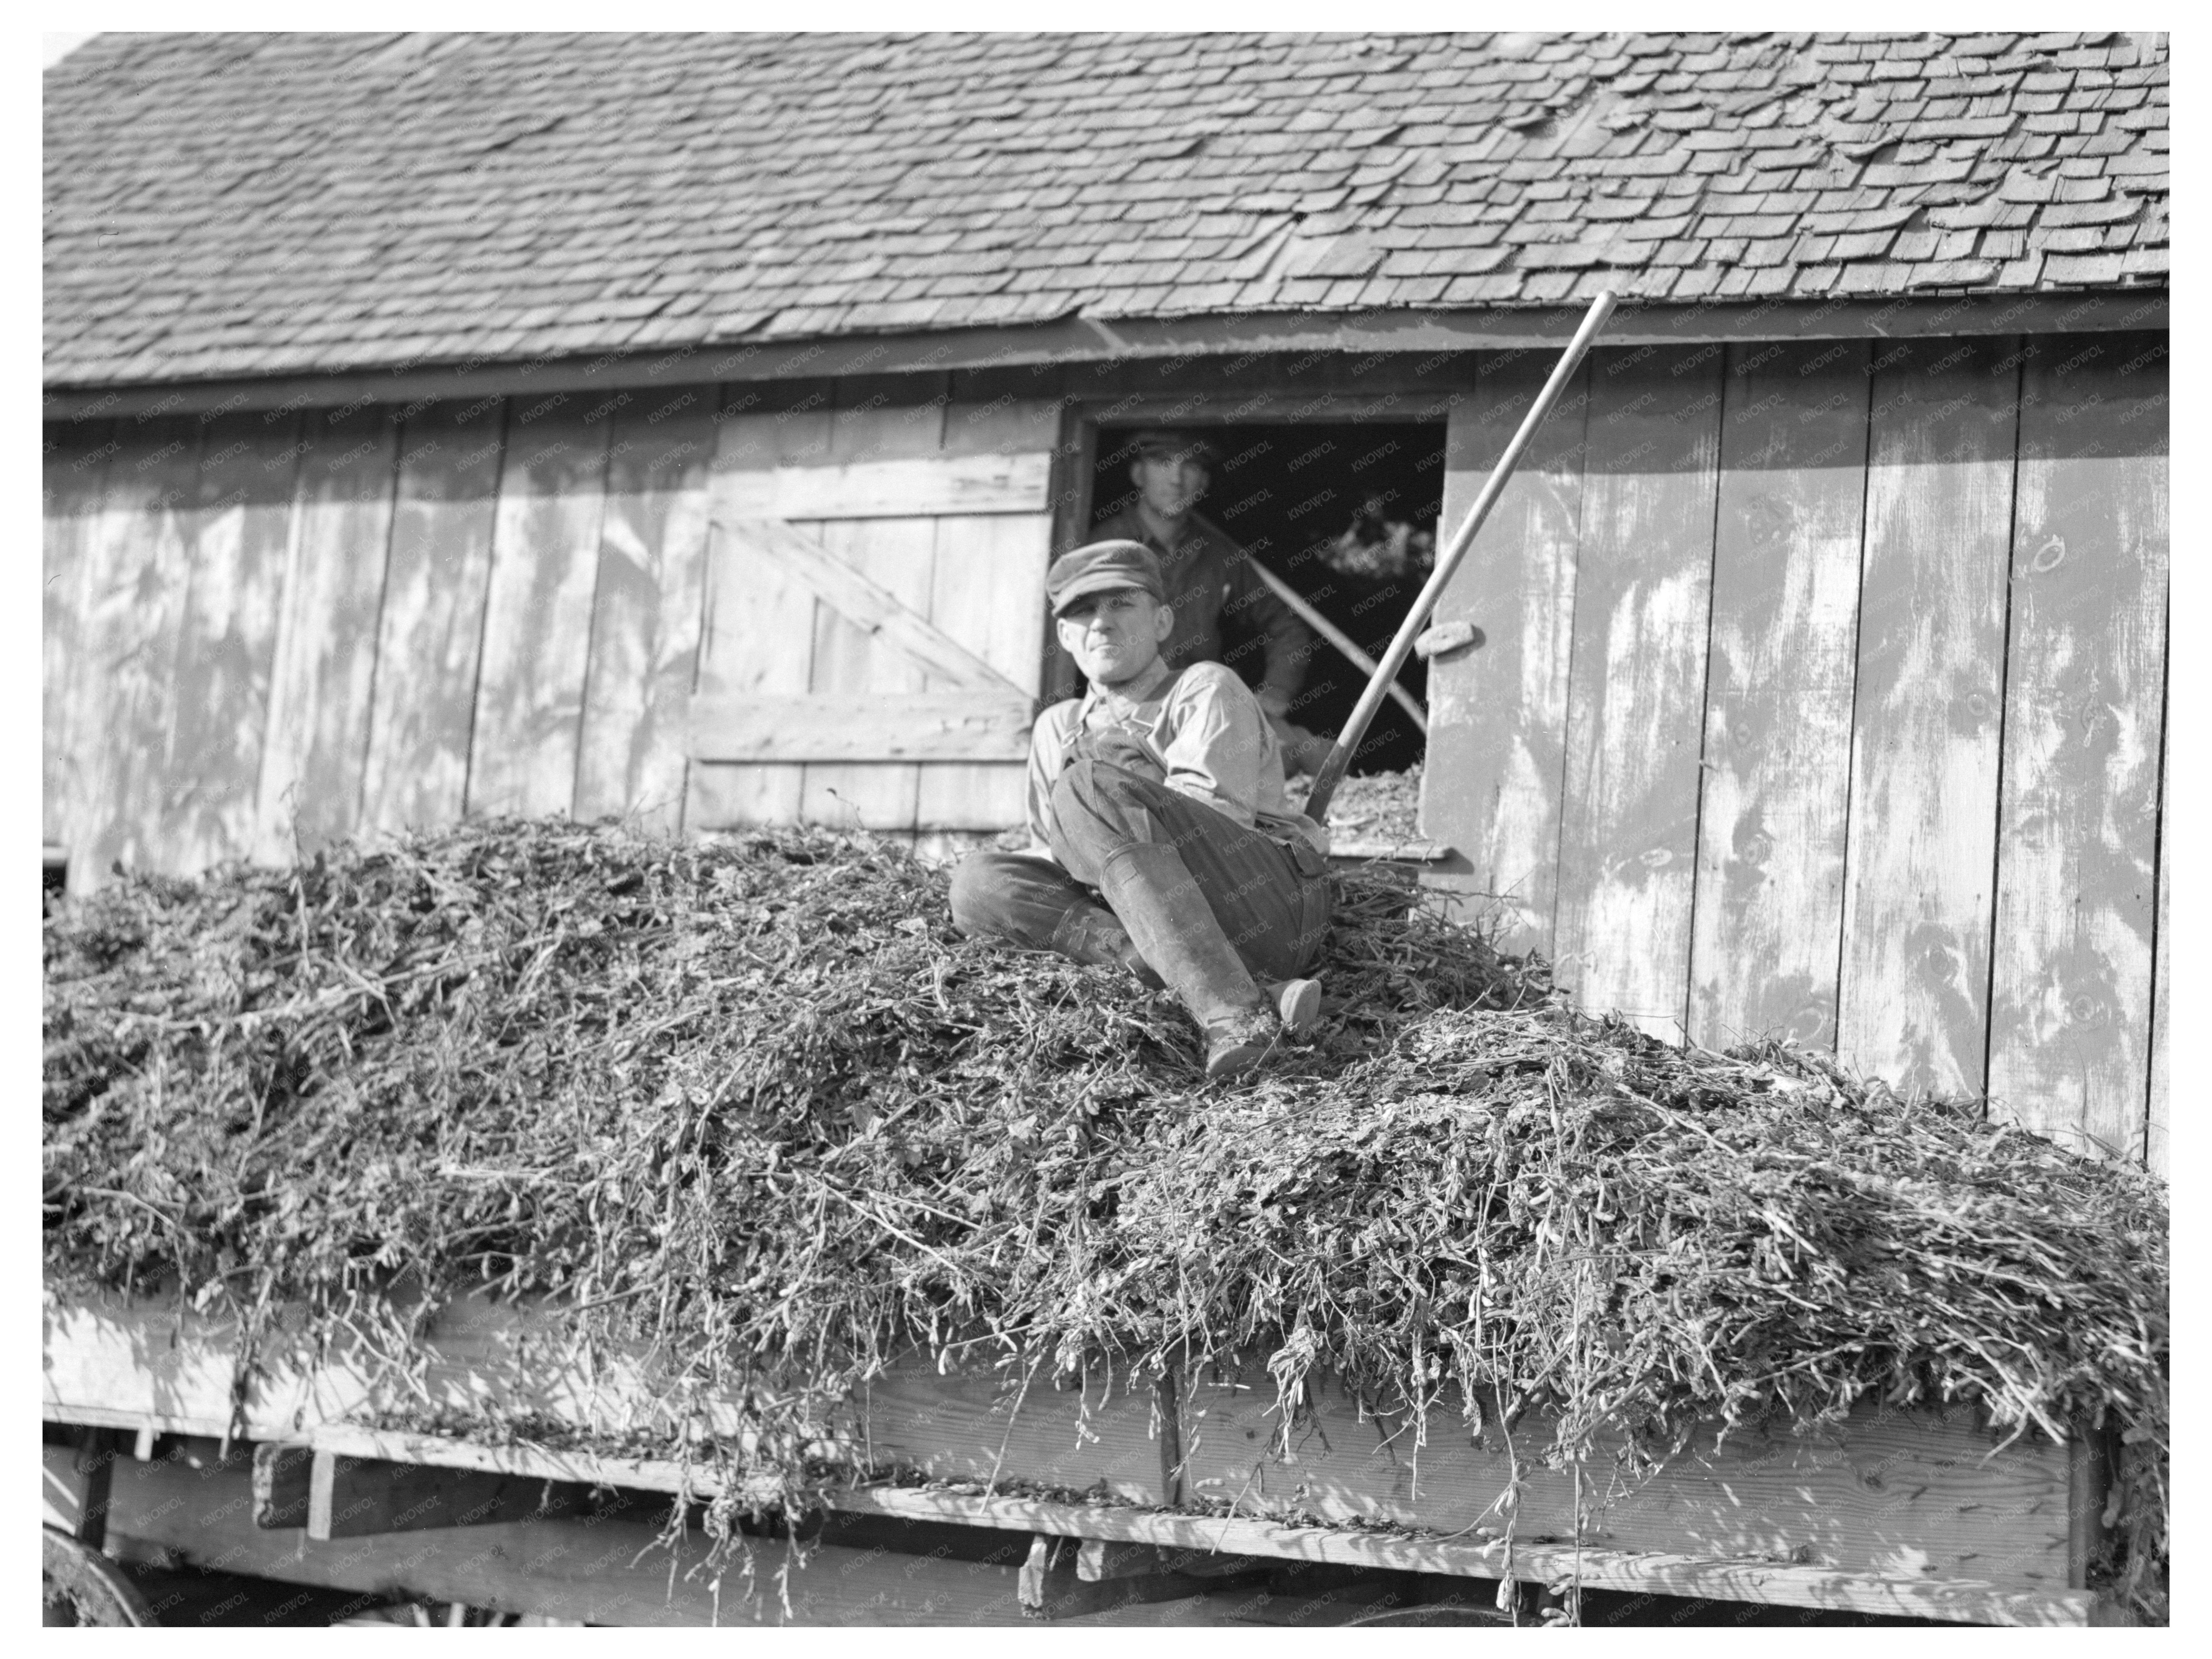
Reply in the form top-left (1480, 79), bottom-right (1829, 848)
top-left (1261, 975), bottom-right (1323, 1037)
top-left (1096, 843), bottom-right (1278, 1064)
top-left (1204, 1008), bottom-right (1282, 1081)
top-left (1048, 900), bottom-right (1166, 990)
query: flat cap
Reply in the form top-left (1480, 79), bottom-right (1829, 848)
top-left (1046, 539), bottom-right (1167, 616)
top-left (1126, 428), bottom-right (1217, 466)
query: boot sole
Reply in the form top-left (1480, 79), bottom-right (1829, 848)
top-left (1273, 978), bottom-right (1321, 1038)
top-left (1205, 1034), bottom-right (1278, 1081)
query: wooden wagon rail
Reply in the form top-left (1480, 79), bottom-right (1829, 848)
top-left (41, 1287), bottom-right (2128, 1626)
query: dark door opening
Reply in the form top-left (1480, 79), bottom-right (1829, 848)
top-left (1082, 421), bottom-right (1447, 778)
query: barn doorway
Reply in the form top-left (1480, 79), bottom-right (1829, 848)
top-left (1081, 421), bottom-right (1448, 779)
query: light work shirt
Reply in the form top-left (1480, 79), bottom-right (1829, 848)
top-left (1025, 660), bottom-right (1329, 857)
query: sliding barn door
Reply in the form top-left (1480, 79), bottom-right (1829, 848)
top-left (686, 391), bottom-right (1058, 840)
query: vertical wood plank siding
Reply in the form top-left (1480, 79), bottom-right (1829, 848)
top-left (466, 404), bottom-right (615, 818)
top-left (918, 395), bottom-right (1061, 834)
top-left (573, 391), bottom-right (717, 831)
top-left (687, 388), bottom-right (834, 828)
top-left (1835, 339), bottom-right (2019, 1098)
top-left (39, 339), bottom-right (2170, 1169)
top-left (1553, 344), bottom-right (1727, 1041)
top-left (164, 412), bottom-right (301, 872)
top-left (1688, 340), bottom-right (1869, 1051)
top-left (1422, 353), bottom-right (1591, 955)
top-left (799, 385), bottom-right (948, 830)
top-left (360, 401), bottom-right (505, 835)
top-left (1985, 334), bottom-right (2169, 1160)
top-left (83, 418), bottom-right (201, 876)
top-left (2146, 706), bottom-right (2169, 1178)
top-left (253, 405), bottom-right (401, 861)
top-left (43, 420), bottom-right (114, 850)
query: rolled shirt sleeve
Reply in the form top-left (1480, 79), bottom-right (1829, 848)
top-left (1025, 701), bottom-right (1084, 850)
top-left (1155, 663), bottom-right (1275, 829)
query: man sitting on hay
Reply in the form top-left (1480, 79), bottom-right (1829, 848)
top-left (949, 541), bottom-right (1330, 1081)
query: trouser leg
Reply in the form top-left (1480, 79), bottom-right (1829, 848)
top-left (1046, 758), bottom-right (1331, 1025)
top-left (945, 851), bottom-right (1162, 985)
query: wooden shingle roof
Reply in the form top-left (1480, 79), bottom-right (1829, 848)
top-left (43, 31), bottom-right (2169, 389)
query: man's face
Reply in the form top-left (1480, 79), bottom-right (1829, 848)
top-left (1131, 452), bottom-right (1208, 519)
top-left (1055, 588), bottom-right (1174, 688)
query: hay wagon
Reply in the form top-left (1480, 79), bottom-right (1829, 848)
top-left (43, 1281), bottom-right (2131, 1628)
top-left (44, 28), bottom-right (2168, 1631)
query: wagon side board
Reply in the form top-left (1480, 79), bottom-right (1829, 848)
top-left (1176, 1364), bottom-right (2075, 1589)
top-left (41, 1291), bottom-right (2113, 1625)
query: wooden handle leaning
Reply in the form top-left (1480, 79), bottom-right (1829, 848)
top-left (1243, 557), bottom-right (1427, 736)
top-left (1303, 289), bottom-right (1618, 825)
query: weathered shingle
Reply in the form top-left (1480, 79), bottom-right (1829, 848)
top-left (42, 30), bottom-right (2169, 389)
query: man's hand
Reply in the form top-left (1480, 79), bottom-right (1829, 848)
top-left (1256, 688), bottom-right (1295, 721)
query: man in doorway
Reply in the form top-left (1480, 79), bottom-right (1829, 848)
top-left (950, 540), bottom-right (1330, 1081)
top-left (1082, 428), bottom-right (1335, 774)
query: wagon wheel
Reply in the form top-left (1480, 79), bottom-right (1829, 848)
top-left (1342, 1603), bottom-right (1512, 1628)
top-left (378, 1600), bottom-right (575, 1628)
top-left (43, 1528), bottom-right (156, 1626)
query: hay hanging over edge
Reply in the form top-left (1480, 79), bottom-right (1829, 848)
top-left (41, 817), bottom-right (2169, 1620)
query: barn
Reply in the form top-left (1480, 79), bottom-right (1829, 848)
top-left (43, 28), bottom-right (2168, 1188)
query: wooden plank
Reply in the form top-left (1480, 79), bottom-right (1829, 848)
top-left (41, 1432), bottom-right (124, 1548)
top-left (916, 513), bottom-right (1053, 831)
top-left (573, 387), bottom-right (717, 829)
top-left (1687, 340), bottom-right (1871, 1050)
top-left (40, 1288), bottom-right (714, 1450)
top-left (2066, 1415), bottom-right (2113, 1591)
top-left (717, 514), bottom-right (1027, 694)
top-left (45, 1292), bottom-right (2094, 1624)
top-left (684, 392), bottom-right (833, 829)
top-left (359, 400), bottom-right (506, 835)
top-left (797, 391), bottom-right (946, 831)
top-left (1327, 837), bottom-right (1454, 863)
top-left (1552, 344), bottom-right (1726, 1038)
top-left (467, 403), bottom-right (613, 818)
top-left (1175, 1366), bottom-right (2070, 1591)
top-left (62, 419), bottom-right (202, 881)
top-left (712, 450), bottom-right (1051, 519)
top-left (2145, 703), bottom-right (2169, 1176)
top-left (157, 411), bottom-right (305, 873)
top-left (307, 1448), bottom-right (586, 1541)
top-left (1041, 397), bottom-right (1094, 706)
top-left (919, 396), bottom-right (1057, 832)
top-left (41, 420), bottom-right (115, 853)
top-left (43, 1442), bottom-right (92, 1533)
top-left (1836, 338), bottom-right (2020, 1098)
top-left (1079, 1539), bottom-right (1270, 1581)
top-left (253, 1442), bottom-right (314, 1528)
top-left (1419, 353), bottom-right (1589, 951)
top-left (43, 1290), bottom-right (1156, 1506)
top-left (689, 692), bottom-right (1033, 762)
top-left (839, 1488), bottom-right (2097, 1627)
top-left (846, 1360), bottom-right (1171, 1504)
top-left (252, 404), bottom-right (401, 862)
top-left (797, 514), bottom-right (937, 828)
top-left (103, 1448), bottom-right (1048, 1628)
top-left (1987, 333), bottom-right (2168, 1160)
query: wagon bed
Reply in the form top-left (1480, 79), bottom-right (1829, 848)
top-left (41, 1287), bottom-right (2128, 1627)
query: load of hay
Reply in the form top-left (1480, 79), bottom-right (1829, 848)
top-left (42, 819), bottom-right (2168, 1619)
top-left (1284, 764), bottom-right (1424, 845)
